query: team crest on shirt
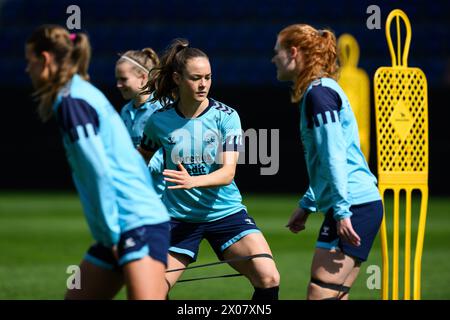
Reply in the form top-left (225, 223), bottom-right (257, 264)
top-left (204, 134), bottom-right (217, 145)
top-left (167, 135), bottom-right (176, 145)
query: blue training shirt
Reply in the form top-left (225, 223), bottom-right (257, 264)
top-left (119, 95), bottom-right (165, 197)
top-left (120, 93), bottom-right (163, 147)
top-left (140, 98), bottom-right (246, 222)
top-left (298, 78), bottom-right (381, 220)
top-left (148, 149), bottom-right (166, 197)
top-left (53, 74), bottom-right (169, 247)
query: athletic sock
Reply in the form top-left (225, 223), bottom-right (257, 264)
top-left (251, 286), bottom-right (279, 300)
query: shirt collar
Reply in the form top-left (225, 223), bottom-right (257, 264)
top-left (125, 97), bottom-right (151, 113)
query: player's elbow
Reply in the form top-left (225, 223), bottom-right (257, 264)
top-left (222, 168), bottom-right (236, 185)
top-left (223, 175), bottom-right (234, 186)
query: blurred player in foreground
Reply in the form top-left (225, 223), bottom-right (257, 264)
top-left (25, 24), bottom-right (170, 299)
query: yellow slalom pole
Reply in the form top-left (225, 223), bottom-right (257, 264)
top-left (414, 187), bottom-right (428, 299)
top-left (374, 9), bottom-right (429, 300)
top-left (380, 188), bottom-right (389, 300)
top-left (404, 188), bottom-right (412, 300)
top-left (392, 188), bottom-right (400, 300)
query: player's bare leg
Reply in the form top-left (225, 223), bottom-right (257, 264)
top-left (122, 256), bottom-right (167, 300)
top-left (223, 233), bottom-right (280, 299)
top-left (165, 252), bottom-right (191, 294)
top-left (64, 259), bottom-right (123, 300)
top-left (307, 248), bottom-right (360, 300)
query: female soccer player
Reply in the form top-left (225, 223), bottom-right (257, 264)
top-left (115, 49), bottom-right (165, 196)
top-left (139, 38), bottom-right (280, 300)
top-left (272, 24), bottom-right (383, 300)
top-left (25, 24), bottom-right (170, 300)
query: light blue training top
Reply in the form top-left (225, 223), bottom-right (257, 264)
top-left (141, 98), bottom-right (246, 222)
top-left (119, 94), bottom-right (165, 197)
top-left (298, 77), bottom-right (381, 220)
top-left (53, 74), bottom-right (169, 247)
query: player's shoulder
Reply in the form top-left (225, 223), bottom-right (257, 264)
top-left (69, 75), bottom-right (110, 111)
top-left (307, 79), bottom-right (339, 98)
top-left (305, 78), bottom-right (342, 112)
top-left (55, 88), bottom-right (101, 140)
top-left (153, 101), bottom-right (176, 115)
top-left (210, 98), bottom-right (238, 117)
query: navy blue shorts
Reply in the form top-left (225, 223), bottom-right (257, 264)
top-left (316, 200), bottom-right (383, 262)
top-left (84, 222), bottom-right (170, 271)
top-left (169, 209), bottom-right (261, 262)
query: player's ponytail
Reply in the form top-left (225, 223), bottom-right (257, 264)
top-left (144, 38), bottom-right (208, 106)
top-left (26, 24), bottom-right (91, 122)
top-left (142, 48), bottom-right (160, 69)
top-left (70, 32), bottom-right (91, 81)
top-left (319, 29), bottom-right (338, 82)
top-left (278, 24), bottom-right (339, 103)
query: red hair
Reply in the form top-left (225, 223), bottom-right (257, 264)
top-left (278, 24), bottom-right (338, 103)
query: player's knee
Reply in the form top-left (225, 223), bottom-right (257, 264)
top-left (254, 270), bottom-right (280, 288)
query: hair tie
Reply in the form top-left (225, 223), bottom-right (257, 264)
top-left (318, 30), bottom-right (324, 36)
top-left (177, 44), bottom-right (190, 53)
top-left (69, 33), bottom-right (77, 42)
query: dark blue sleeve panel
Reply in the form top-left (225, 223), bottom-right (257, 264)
top-left (221, 110), bottom-right (244, 152)
top-left (56, 97), bottom-right (100, 142)
top-left (305, 85), bottom-right (342, 129)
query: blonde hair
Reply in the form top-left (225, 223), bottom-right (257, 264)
top-left (278, 24), bottom-right (338, 103)
top-left (26, 24), bottom-right (91, 121)
top-left (117, 48), bottom-right (160, 76)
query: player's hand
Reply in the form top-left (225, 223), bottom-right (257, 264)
top-left (286, 207), bottom-right (310, 233)
top-left (164, 163), bottom-right (197, 190)
top-left (337, 218), bottom-right (361, 247)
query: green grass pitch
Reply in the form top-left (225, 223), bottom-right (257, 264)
top-left (0, 192), bottom-right (449, 299)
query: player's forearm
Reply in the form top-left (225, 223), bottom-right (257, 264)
top-left (193, 166), bottom-right (235, 188)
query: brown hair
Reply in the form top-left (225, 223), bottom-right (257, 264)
top-left (143, 38), bottom-right (208, 106)
top-left (278, 24), bottom-right (338, 103)
top-left (26, 24), bottom-right (91, 121)
top-left (117, 48), bottom-right (160, 76)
